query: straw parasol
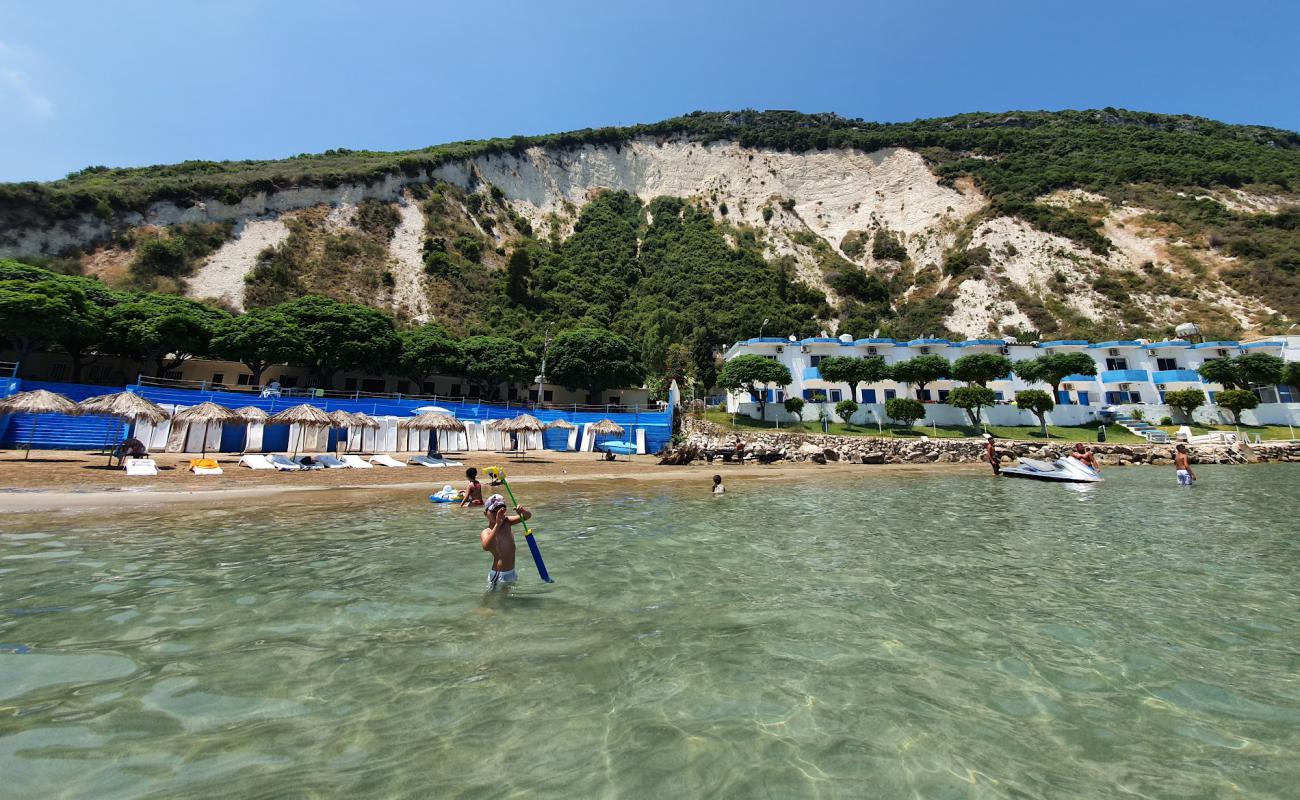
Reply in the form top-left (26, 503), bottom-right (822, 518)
top-left (493, 413), bottom-right (545, 457)
top-left (0, 389), bottom-right (78, 460)
top-left (328, 410), bottom-right (358, 454)
top-left (341, 411), bottom-right (380, 453)
top-left (400, 411), bottom-right (466, 454)
top-left (546, 418), bottom-right (577, 430)
top-left (269, 403), bottom-right (332, 456)
top-left (172, 402), bottom-right (239, 457)
top-left (587, 419), bottom-right (625, 436)
top-left (232, 406), bottom-right (269, 454)
top-left (76, 391), bottom-right (169, 465)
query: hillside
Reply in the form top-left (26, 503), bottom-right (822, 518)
top-left (2, 109), bottom-right (1299, 370)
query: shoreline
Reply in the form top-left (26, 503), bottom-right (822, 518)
top-left (0, 449), bottom-right (979, 515)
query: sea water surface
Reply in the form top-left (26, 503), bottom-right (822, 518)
top-left (1, 465), bottom-right (1298, 799)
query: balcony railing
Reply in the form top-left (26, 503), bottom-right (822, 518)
top-left (1100, 369), bottom-right (1151, 384)
top-left (1152, 369), bottom-right (1202, 384)
top-left (802, 367), bottom-right (822, 380)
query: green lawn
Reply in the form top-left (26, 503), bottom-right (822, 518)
top-left (700, 411), bottom-right (1146, 443)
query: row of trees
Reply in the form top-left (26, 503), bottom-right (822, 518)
top-left (0, 262), bottom-right (647, 400)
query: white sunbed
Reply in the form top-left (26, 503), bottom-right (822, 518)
top-left (340, 455), bottom-right (374, 469)
top-left (310, 454), bottom-right (351, 469)
top-left (189, 459), bottom-right (223, 475)
top-left (123, 457), bottom-right (158, 476)
top-left (369, 454), bottom-right (407, 468)
top-left (408, 455), bottom-right (464, 468)
top-left (238, 454), bottom-right (275, 470)
top-left (267, 454), bottom-right (306, 471)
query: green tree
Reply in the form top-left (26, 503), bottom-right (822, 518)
top-left (460, 335), bottom-right (535, 399)
top-left (547, 327), bottom-right (644, 401)
top-left (210, 308), bottom-right (304, 386)
top-left (717, 354), bottom-right (792, 422)
top-left (106, 293), bottom-right (228, 376)
top-left (948, 385), bottom-right (997, 426)
top-left (399, 323), bottom-right (463, 383)
top-left (818, 355), bottom-right (890, 403)
top-left (1014, 389), bottom-right (1055, 436)
top-left (273, 295), bottom-right (401, 387)
top-left (783, 396), bottom-right (805, 418)
top-left (1215, 388), bottom-right (1259, 424)
top-left (885, 396), bottom-right (926, 429)
top-left (952, 353), bottom-right (1013, 386)
top-left (1197, 357), bottom-right (1240, 388)
top-left (1232, 353), bottom-right (1286, 388)
top-left (1018, 352), bottom-right (1097, 399)
top-left (1163, 388), bottom-right (1206, 422)
top-left (835, 398), bottom-right (860, 426)
top-left (0, 278), bottom-right (93, 369)
top-left (889, 355), bottom-right (950, 399)
top-left (663, 342), bottom-right (693, 387)
top-left (1284, 362), bottom-right (1300, 392)
top-left (505, 246), bottom-right (532, 304)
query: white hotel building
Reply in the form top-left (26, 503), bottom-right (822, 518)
top-left (721, 335), bottom-right (1300, 428)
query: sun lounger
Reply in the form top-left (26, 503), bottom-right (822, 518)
top-left (369, 454), bottom-right (407, 468)
top-left (123, 457), bottom-right (158, 476)
top-left (311, 454), bottom-right (350, 468)
top-left (189, 458), bottom-right (223, 475)
top-left (292, 456), bottom-right (325, 470)
top-left (238, 454), bottom-right (275, 470)
top-left (340, 455), bottom-right (374, 469)
top-left (267, 454), bottom-right (305, 471)
top-left (408, 455), bottom-right (464, 467)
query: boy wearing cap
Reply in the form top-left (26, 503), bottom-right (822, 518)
top-left (480, 493), bottom-right (532, 590)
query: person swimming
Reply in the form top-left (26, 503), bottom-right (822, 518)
top-left (712, 474), bottom-right (725, 495)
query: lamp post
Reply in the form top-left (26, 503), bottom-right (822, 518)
top-left (534, 325), bottom-right (552, 409)
top-left (758, 317), bottom-right (770, 339)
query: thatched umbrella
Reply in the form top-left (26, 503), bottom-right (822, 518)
top-left (172, 402), bottom-right (239, 457)
top-left (401, 411), bottom-right (467, 454)
top-left (77, 391), bottom-right (169, 465)
top-left (346, 412), bottom-right (379, 453)
top-left (546, 418), bottom-right (577, 430)
top-left (269, 403), bottom-right (331, 456)
top-left (0, 389), bottom-right (77, 460)
top-left (494, 413), bottom-right (545, 456)
top-left (233, 406), bottom-right (269, 454)
top-left (328, 410), bottom-right (358, 454)
top-left (587, 418), bottom-right (627, 454)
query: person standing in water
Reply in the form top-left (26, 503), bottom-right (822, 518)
top-left (1174, 443), bottom-right (1196, 486)
top-left (460, 467), bottom-right (484, 507)
top-left (712, 474), bottom-right (725, 495)
top-left (983, 434), bottom-right (1001, 476)
top-left (481, 494), bottom-right (531, 591)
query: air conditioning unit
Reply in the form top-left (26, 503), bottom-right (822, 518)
top-left (1000, 346), bottom-right (1009, 355)
top-left (1147, 349), bottom-right (1156, 356)
top-left (1157, 383), bottom-right (1167, 390)
top-left (800, 345), bottom-right (810, 353)
top-left (1217, 349), bottom-right (1229, 357)
top-left (775, 346), bottom-right (783, 353)
top-left (867, 347), bottom-right (877, 355)
top-left (1119, 383), bottom-right (1131, 390)
top-left (1108, 348), bottom-right (1120, 356)
top-left (920, 347), bottom-right (930, 354)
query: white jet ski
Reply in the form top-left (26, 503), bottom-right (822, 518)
top-left (1001, 456), bottom-right (1103, 483)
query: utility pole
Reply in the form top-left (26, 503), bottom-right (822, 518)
top-left (534, 324), bottom-right (552, 408)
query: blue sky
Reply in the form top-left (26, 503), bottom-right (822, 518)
top-left (1, 0), bottom-right (1298, 182)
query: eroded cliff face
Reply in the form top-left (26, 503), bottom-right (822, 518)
top-left (2, 138), bottom-right (1282, 336)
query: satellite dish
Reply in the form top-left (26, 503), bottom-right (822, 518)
top-left (839, 333), bottom-right (853, 342)
top-left (788, 335), bottom-right (798, 342)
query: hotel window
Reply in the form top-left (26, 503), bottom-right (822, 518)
top-left (49, 363), bottom-right (67, 380)
top-left (809, 355), bottom-right (823, 367)
top-left (544, 390), bottom-right (553, 402)
top-left (361, 378), bottom-right (386, 393)
top-left (917, 389), bottom-right (932, 402)
top-left (237, 373), bottom-right (254, 386)
top-left (884, 389), bottom-right (896, 400)
top-left (395, 380), bottom-right (411, 394)
top-left (344, 378), bottom-right (358, 391)
top-left (163, 371), bottom-right (183, 381)
top-left (422, 381), bottom-right (438, 394)
top-left (450, 383), bottom-right (461, 397)
top-left (829, 389), bottom-right (842, 402)
top-left (529, 389), bottom-right (539, 402)
top-left (937, 389), bottom-right (950, 402)
top-left (279, 375), bottom-right (299, 388)
top-left (210, 373), bottom-right (225, 385)
top-left (1104, 357), bottom-right (1128, 371)
top-left (467, 385), bottom-right (481, 398)
top-left (1156, 357), bottom-right (1179, 371)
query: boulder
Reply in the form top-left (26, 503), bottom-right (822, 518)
top-left (823, 448), bottom-right (840, 462)
top-left (861, 451), bottom-right (886, 464)
top-left (810, 453), bottom-right (827, 465)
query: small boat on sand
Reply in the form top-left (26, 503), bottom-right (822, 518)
top-left (1001, 456), bottom-right (1103, 483)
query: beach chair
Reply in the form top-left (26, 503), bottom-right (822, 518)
top-left (340, 455), bottom-right (374, 469)
top-left (123, 457), bottom-right (158, 476)
top-left (292, 456), bottom-right (325, 470)
top-left (189, 458), bottom-right (223, 475)
top-left (312, 454), bottom-right (350, 468)
top-left (369, 454), bottom-right (407, 467)
top-left (409, 455), bottom-right (465, 467)
top-left (238, 454), bottom-right (275, 470)
top-left (267, 454), bottom-right (305, 471)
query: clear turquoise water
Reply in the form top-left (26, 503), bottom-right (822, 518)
top-left (1, 465), bottom-right (1298, 799)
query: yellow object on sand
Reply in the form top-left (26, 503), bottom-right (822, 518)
top-left (189, 458), bottom-right (222, 474)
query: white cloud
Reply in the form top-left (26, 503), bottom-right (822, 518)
top-left (0, 40), bottom-right (54, 119)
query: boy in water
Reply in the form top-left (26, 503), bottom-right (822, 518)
top-left (1174, 443), bottom-right (1196, 486)
top-left (983, 434), bottom-right (1000, 476)
top-left (460, 467), bottom-right (484, 507)
top-left (481, 494), bottom-right (531, 590)
top-left (712, 474), bottom-right (725, 495)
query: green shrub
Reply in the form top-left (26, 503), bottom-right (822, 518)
top-left (872, 229), bottom-right (908, 261)
top-left (885, 397), bottom-right (926, 429)
top-left (835, 398), bottom-right (859, 423)
top-left (783, 397), bottom-right (805, 416)
top-left (454, 236), bottom-right (483, 262)
top-left (1160, 416), bottom-right (1173, 425)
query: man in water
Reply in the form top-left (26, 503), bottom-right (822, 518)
top-left (983, 434), bottom-right (1000, 475)
top-left (1174, 443), bottom-right (1196, 486)
top-left (481, 494), bottom-right (531, 591)
top-left (460, 467), bottom-right (484, 507)
top-left (1070, 443), bottom-right (1100, 471)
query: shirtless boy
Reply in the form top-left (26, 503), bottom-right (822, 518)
top-left (480, 494), bottom-right (532, 590)
top-left (1174, 443), bottom-right (1196, 486)
top-left (460, 467), bottom-right (484, 507)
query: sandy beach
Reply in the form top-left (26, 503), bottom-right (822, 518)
top-left (0, 448), bottom-right (977, 515)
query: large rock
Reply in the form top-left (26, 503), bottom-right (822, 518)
top-left (861, 451), bottom-right (886, 464)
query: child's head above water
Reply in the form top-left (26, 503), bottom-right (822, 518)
top-left (466, 467), bottom-right (478, 481)
top-left (713, 474), bottom-right (722, 486)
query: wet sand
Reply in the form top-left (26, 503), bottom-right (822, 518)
top-left (0, 448), bottom-right (977, 515)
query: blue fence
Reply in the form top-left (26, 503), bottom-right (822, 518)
top-left (3, 380), bottom-right (674, 453)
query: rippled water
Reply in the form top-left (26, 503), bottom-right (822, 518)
top-left (2, 465), bottom-right (1298, 799)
